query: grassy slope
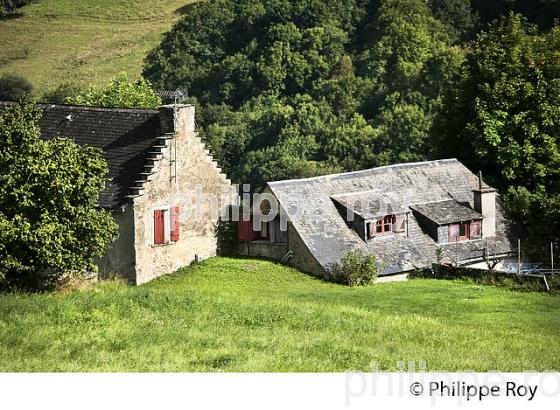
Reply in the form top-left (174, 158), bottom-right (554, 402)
top-left (0, 0), bottom-right (190, 97)
top-left (0, 257), bottom-right (559, 372)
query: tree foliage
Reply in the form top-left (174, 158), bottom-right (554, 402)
top-left (66, 73), bottom-right (161, 109)
top-left (432, 14), bottom-right (560, 251)
top-left (0, 101), bottom-right (118, 287)
top-left (144, 0), bottom-right (464, 190)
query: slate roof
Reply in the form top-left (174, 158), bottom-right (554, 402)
top-left (331, 191), bottom-right (408, 219)
top-left (267, 159), bottom-right (516, 276)
top-left (410, 200), bottom-right (482, 225)
top-left (1, 103), bottom-right (162, 209)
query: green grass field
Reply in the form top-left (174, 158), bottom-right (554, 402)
top-left (0, 0), bottom-right (190, 97)
top-left (0, 257), bottom-right (559, 372)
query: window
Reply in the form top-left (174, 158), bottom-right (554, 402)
top-left (378, 215), bottom-right (394, 234)
top-left (368, 215), bottom-right (395, 238)
top-left (153, 206), bottom-right (180, 245)
top-left (449, 221), bottom-right (479, 242)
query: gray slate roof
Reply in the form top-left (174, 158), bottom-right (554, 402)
top-left (410, 200), bottom-right (482, 225)
top-left (331, 191), bottom-right (408, 219)
top-left (36, 104), bottom-right (161, 209)
top-left (267, 159), bottom-right (515, 276)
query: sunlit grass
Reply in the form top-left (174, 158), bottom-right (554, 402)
top-left (0, 257), bottom-right (558, 372)
top-left (0, 0), bottom-right (192, 96)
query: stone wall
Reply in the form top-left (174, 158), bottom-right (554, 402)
top-left (286, 222), bottom-right (325, 278)
top-left (96, 206), bottom-right (136, 281)
top-left (131, 105), bottom-right (235, 284)
top-left (248, 241), bottom-right (288, 260)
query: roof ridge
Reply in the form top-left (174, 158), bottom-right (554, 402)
top-left (36, 102), bottom-right (159, 114)
top-left (268, 159), bottom-right (461, 187)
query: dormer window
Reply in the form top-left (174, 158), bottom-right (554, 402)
top-left (367, 215), bottom-right (398, 239)
top-left (376, 215), bottom-right (395, 235)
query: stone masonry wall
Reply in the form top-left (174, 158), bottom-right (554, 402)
top-left (132, 106), bottom-right (235, 284)
top-left (287, 222), bottom-right (326, 278)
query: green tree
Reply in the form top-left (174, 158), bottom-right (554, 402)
top-left (42, 82), bottom-right (82, 104)
top-left (0, 101), bottom-right (118, 287)
top-left (432, 14), bottom-right (560, 251)
top-left (358, 0), bottom-right (464, 165)
top-left (0, 73), bottom-right (33, 101)
top-left (67, 73), bottom-right (161, 108)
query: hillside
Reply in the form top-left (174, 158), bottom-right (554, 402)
top-left (0, 0), bottom-right (191, 97)
top-left (0, 257), bottom-right (558, 371)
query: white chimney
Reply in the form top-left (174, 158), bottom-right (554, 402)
top-left (158, 104), bottom-right (195, 135)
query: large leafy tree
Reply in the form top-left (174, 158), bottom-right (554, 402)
top-left (432, 14), bottom-right (560, 250)
top-left (0, 101), bottom-right (118, 286)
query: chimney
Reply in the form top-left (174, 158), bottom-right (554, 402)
top-left (473, 171), bottom-right (496, 237)
top-left (158, 104), bottom-right (195, 135)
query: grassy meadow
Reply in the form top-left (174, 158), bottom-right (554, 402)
top-left (0, 0), bottom-right (191, 97)
top-left (0, 257), bottom-right (558, 372)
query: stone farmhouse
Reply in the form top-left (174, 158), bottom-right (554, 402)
top-left (36, 103), bottom-right (235, 284)
top-left (238, 159), bottom-right (516, 280)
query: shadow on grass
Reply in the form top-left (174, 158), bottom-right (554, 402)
top-left (0, 12), bottom-right (23, 21)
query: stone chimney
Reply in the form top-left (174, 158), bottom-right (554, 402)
top-left (158, 104), bottom-right (195, 135)
top-left (473, 171), bottom-right (496, 237)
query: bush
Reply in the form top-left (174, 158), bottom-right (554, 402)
top-left (0, 73), bottom-right (33, 101)
top-left (0, 101), bottom-right (118, 289)
top-left (327, 250), bottom-right (377, 286)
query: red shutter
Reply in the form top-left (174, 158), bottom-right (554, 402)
top-left (154, 210), bottom-right (165, 245)
top-left (448, 223), bottom-right (459, 242)
top-left (238, 219), bottom-right (251, 241)
top-left (171, 206), bottom-right (180, 242)
top-left (470, 220), bottom-right (481, 238)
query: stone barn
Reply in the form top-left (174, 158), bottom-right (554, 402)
top-left (36, 103), bottom-right (235, 284)
top-left (238, 159), bottom-right (517, 281)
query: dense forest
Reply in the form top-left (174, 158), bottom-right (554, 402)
top-left (142, 1), bottom-right (556, 253)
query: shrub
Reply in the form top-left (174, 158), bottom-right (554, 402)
top-left (0, 73), bottom-right (33, 101)
top-left (66, 73), bottom-right (161, 108)
top-left (327, 250), bottom-right (377, 286)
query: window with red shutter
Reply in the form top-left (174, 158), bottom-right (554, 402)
top-left (154, 210), bottom-right (165, 245)
top-left (171, 206), bottom-right (180, 242)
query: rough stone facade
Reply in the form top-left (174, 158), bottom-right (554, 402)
top-left (129, 105), bottom-right (235, 284)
